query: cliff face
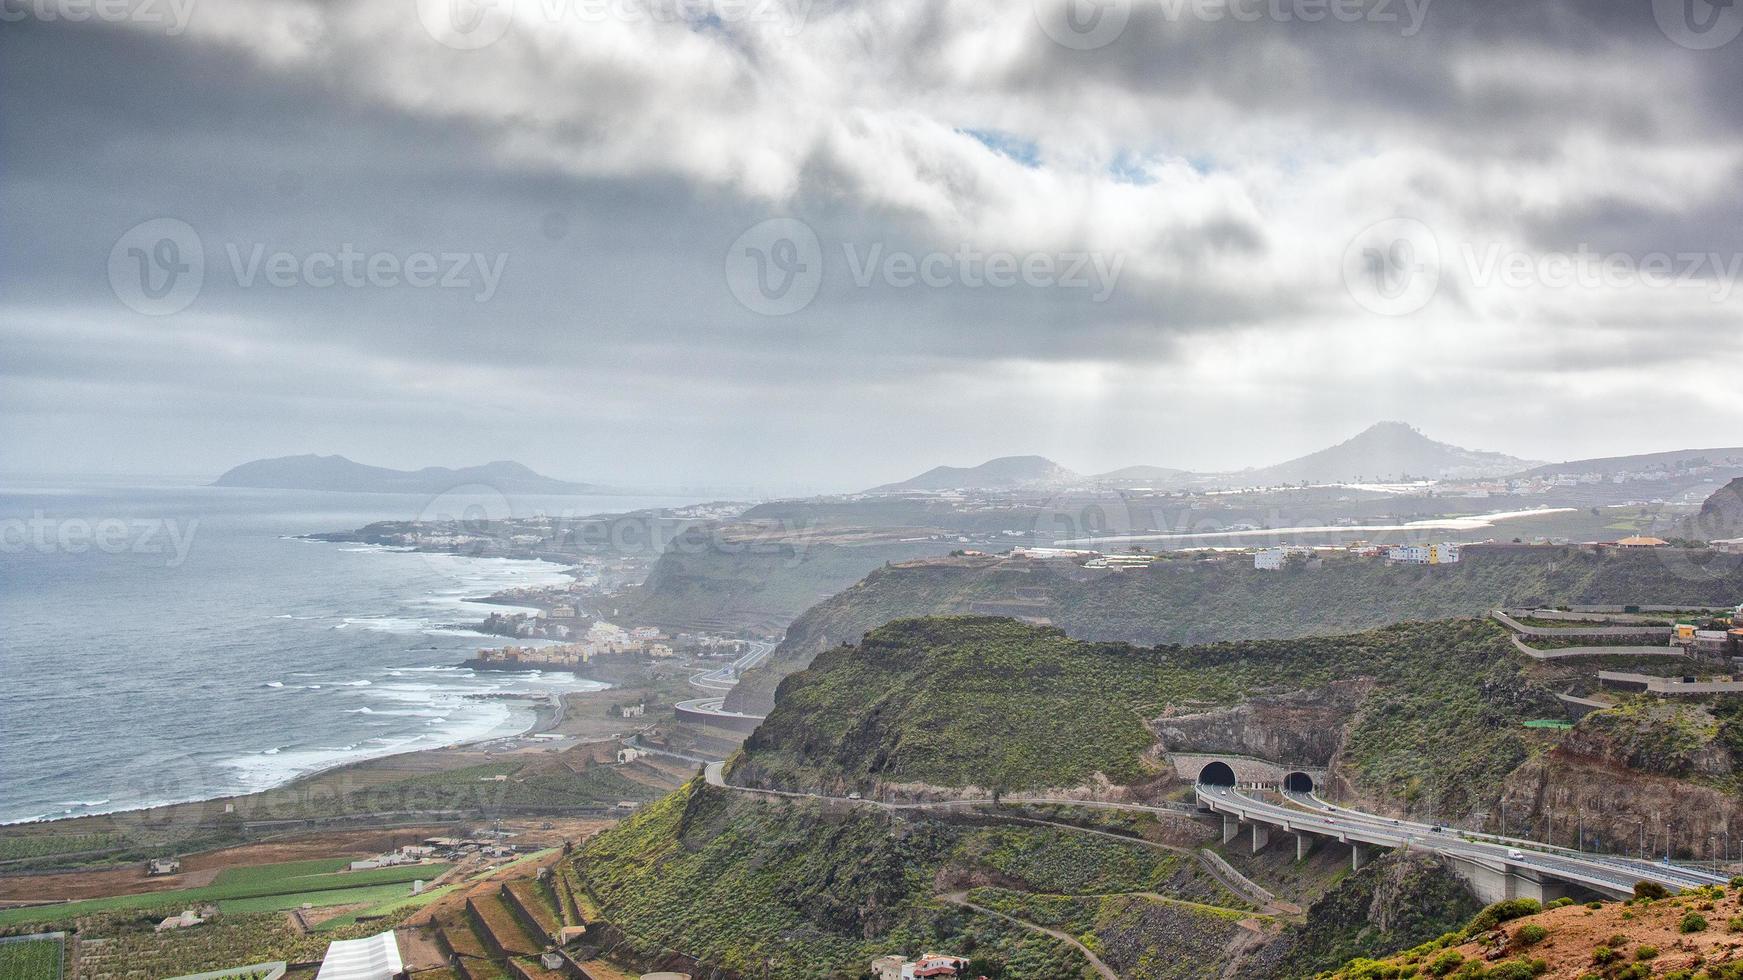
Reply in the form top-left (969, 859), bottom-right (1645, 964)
top-left (1686, 475), bottom-right (1743, 540)
top-left (1499, 702), bottom-right (1742, 861)
top-left (1153, 680), bottom-right (1372, 766)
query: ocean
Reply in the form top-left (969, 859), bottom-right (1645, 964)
top-left (0, 477), bottom-right (706, 825)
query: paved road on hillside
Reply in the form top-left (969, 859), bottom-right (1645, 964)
top-left (687, 639), bottom-right (776, 692)
top-left (701, 764), bottom-right (1728, 897)
top-left (1205, 786), bottom-right (1726, 895)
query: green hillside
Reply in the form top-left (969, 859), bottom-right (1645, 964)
top-left (731, 617), bottom-right (1557, 817)
top-left (576, 780), bottom-right (1125, 978)
top-left (726, 545), bottom-right (1743, 712)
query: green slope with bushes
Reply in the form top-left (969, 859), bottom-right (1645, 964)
top-left (573, 779), bottom-right (1215, 979)
top-left (731, 617), bottom-right (1558, 817)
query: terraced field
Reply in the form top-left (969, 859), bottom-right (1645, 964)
top-left (0, 936), bottom-right (64, 980)
top-left (503, 880), bottom-right (560, 939)
top-left (466, 893), bottom-right (541, 957)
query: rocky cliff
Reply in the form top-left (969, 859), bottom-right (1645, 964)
top-left (1153, 680), bottom-right (1372, 766)
top-left (1498, 700), bottom-right (1742, 861)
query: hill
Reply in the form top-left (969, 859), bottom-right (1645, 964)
top-left (1514, 446), bottom-right (1743, 480)
top-left (732, 617), bottom-right (1558, 817)
top-left (576, 780), bottom-right (1225, 978)
top-left (579, 614), bottom-right (1743, 978)
top-left (1326, 884), bottom-right (1743, 980)
top-left (868, 455), bottom-right (1080, 493)
top-left (723, 545), bottom-right (1743, 714)
top-left (1093, 464), bottom-right (1197, 488)
top-left (210, 455), bottom-right (603, 494)
top-left (1686, 477), bottom-right (1743, 541)
top-left (1237, 421), bottom-right (1535, 485)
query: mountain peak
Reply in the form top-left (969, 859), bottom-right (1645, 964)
top-left (1244, 422), bottom-right (1536, 484)
top-left (869, 455), bottom-right (1079, 493)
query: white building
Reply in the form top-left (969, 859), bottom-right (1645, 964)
top-left (1254, 547), bottom-right (1308, 570)
top-left (1387, 543), bottom-right (1461, 565)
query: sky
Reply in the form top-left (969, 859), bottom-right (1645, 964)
top-left (3, 0), bottom-right (1742, 494)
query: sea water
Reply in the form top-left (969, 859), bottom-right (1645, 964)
top-left (0, 477), bottom-right (704, 824)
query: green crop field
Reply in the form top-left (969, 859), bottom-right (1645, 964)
top-left (217, 880), bottom-right (435, 914)
top-left (211, 858), bottom-right (351, 886)
top-left (0, 859), bottom-right (451, 927)
top-left (0, 937), bottom-right (64, 980)
top-left (0, 834), bottom-right (124, 862)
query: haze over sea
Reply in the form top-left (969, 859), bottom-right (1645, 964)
top-left (0, 477), bottom-right (705, 824)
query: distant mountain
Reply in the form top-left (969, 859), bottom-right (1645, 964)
top-left (211, 455), bottom-right (603, 494)
top-left (1236, 421), bottom-right (1537, 485)
top-left (1512, 446), bottom-right (1743, 479)
top-left (1091, 464), bottom-right (1195, 488)
top-left (868, 455), bottom-right (1079, 493)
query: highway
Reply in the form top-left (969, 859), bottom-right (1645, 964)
top-left (687, 639), bottom-right (776, 692)
top-left (1199, 786), bottom-right (1728, 897)
top-left (698, 763), bottom-right (1727, 897)
top-left (1290, 790), bottom-right (1725, 891)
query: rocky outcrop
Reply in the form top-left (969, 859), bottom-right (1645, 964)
top-left (1245, 853), bottom-right (1481, 979)
top-left (1152, 680), bottom-right (1372, 766)
top-left (1499, 703), bottom-right (1741, 860)
top-left (1685, 476), bottom-right (1743, 540)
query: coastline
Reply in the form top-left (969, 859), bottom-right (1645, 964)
top-left (0, 678), bottom-right (607, 833)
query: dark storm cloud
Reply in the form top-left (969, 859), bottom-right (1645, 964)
top-left (1, 0), bottom-right (1741, 485)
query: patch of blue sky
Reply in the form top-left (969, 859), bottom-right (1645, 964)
top-left (960, 129), bottom-right (1042, 168)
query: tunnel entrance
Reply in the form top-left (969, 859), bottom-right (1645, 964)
top-left (1198, 761), bottom-right (1237, 787)
top-left (1283, 771), bottom-right (1314, 793)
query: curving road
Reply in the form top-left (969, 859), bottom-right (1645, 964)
top-left (687, 639), bottom-right (776, 692)
top-left (700, 764), bottom-right (1726, 898)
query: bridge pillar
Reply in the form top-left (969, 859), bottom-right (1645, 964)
top-left (1296, 834), bottom-right (1310, 862)
top-left (1223, 816), bottom-right (1239, 844)
top-left (1251, 823), bottom-right (1270, 853)
top-left (1351, 844), bottom-right (1366, 871)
